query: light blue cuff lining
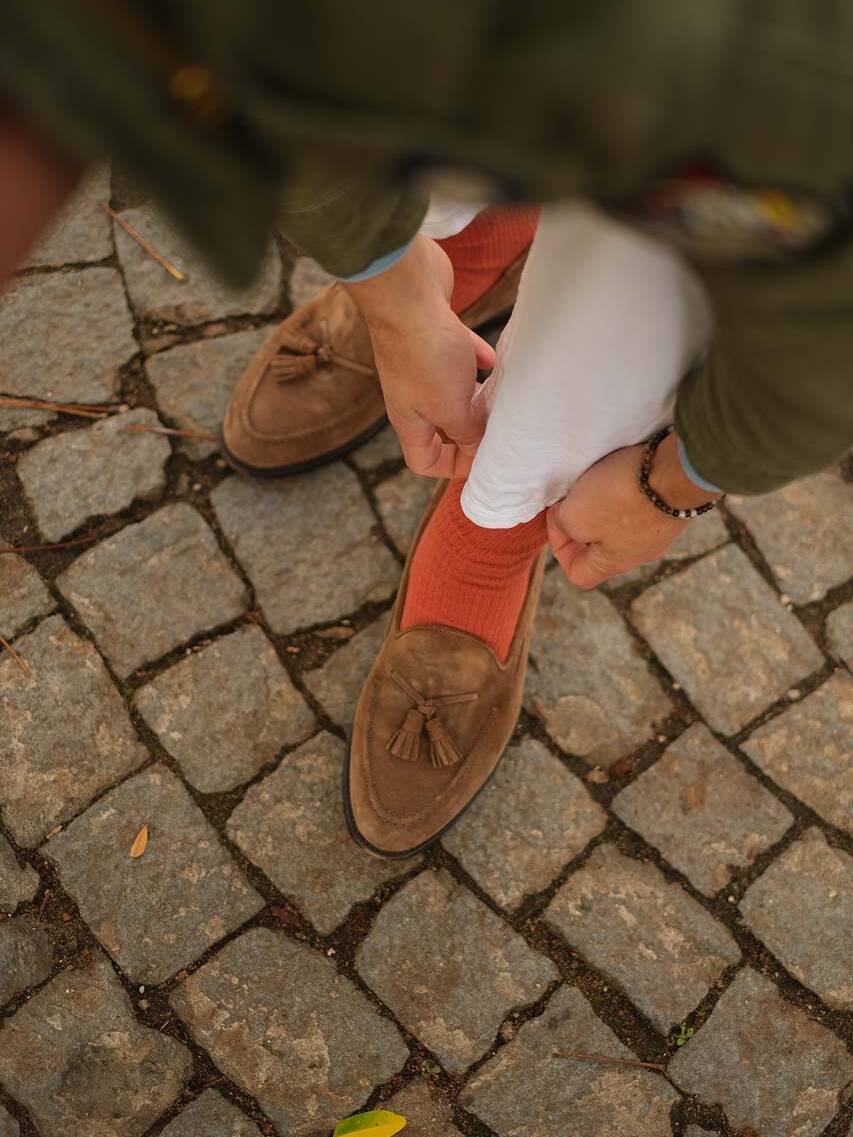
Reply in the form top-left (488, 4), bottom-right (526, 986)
top-left (677, 436), bottom-right (722, 493)
top-left (336, 241), bottom-right (414, 283)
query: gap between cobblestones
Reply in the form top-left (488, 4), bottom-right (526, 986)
top-left (2, 437), bottom-right (851, 1134)
top-left (0, 187), bottom-right (850, 1137)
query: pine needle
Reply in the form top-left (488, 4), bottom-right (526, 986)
top-left (118, 423), bottom-right (217, 441)
top-left (552, 1050), bottom-right (666, 1073)
top-left (0, 395), bottom-right (114, 419)
top-left (100, 202), bottom-right (187, 281)
top-left (0, 534), bottom-right (99, 555)
top-left (0, 633), bottom-right (30, 675)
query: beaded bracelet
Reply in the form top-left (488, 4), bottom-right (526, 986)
top-left (638, 426), bottom-right (720, 520)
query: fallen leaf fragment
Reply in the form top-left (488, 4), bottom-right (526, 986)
top-left (316, 626), bottom-right (355, 641)
top-left (130, 825), bottom-right (149, 859)
top-left (333, 1110), bottom-right (407, 1137)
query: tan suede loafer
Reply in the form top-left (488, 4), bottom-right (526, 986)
top-left (344, 483), bottom-right (546, 858)
top-left (220, 252), bottom-right (528, 477)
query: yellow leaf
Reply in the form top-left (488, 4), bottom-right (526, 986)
top-left (333, 1110), bottom-right (407, 1137)
top-left (129, 825), bottom-right (149, 859)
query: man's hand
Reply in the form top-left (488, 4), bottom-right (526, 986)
top-left (344, 233), bottom-right (495, 478)
top-left (547, 431), bottom-right (721, 589)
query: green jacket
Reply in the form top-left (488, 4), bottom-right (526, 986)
top-left (2, 1), bottom-right (852, 493)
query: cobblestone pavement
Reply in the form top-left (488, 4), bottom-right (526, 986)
top-left (0, 172), bottom-right (851, 1137)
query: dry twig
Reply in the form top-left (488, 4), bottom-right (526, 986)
top-left (552, 1050), bottom-right (666, 1073)
top-left (0, 632), bottom-right (29, 675)
top-left (100, 202), bottom-right (187, 281)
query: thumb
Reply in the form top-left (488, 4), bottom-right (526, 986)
top-left (468, 328), bottom-right (497, 374)
top-left (547, 505), bottom-right (613, 591)
top-left (558, 543), bottom-right (615, 590)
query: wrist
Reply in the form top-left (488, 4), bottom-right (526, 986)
top-left (649, 431), bottom-right (722, 511)
top-left (343, 233), bottom-right (451, 331)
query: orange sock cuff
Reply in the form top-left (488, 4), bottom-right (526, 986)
top-left (401, 481), bottom-right (547, 662)
top-left (436, 204), bottom-right (540, 315)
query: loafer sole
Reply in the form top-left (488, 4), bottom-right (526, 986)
top-left (219, 412), bottom-right (389, 478)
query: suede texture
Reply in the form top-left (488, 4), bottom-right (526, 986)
top-left (346, 482), bottom-right (546, 857)
top-left (221, 255), bottom-right (527, 475)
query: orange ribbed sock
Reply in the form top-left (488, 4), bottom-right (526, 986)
top-left (401, 481), bottom-right (547, 662)
top-left (436, 204), bottom-right (540, 315)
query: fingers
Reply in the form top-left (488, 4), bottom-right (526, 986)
top-left (547, 505), bottom-right (629, 589)
top-left (388, 380), bottom-right (487, 477)
top-left (558, 543), bottom-right (620, 590)
top-left (392, 415), bottom-right (478, 479)
top-left (440, 393), bottom-right (487, 454)
top-left (468, 328), bottom-right (497, 374)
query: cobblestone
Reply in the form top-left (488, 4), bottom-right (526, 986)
top-left (460, 985), bottom-right (678, 1137)
top-left (227, 732), bottom-right (412, 933)
top-left (826, 600), bottom-right (853, 668)
top-left (145, 328), bottom-right (268, 459)
top-left (384, 1080), bottom-right (463, 1136)
top-left (0, 836), bottom-right (39, 915)
top-left (57, 503), bottom-right (247, 676)
top-left (669, 967), bottom-right (853, 1137)
top-left (443, 739), bottom-right (607, 910)
top-left (170, 927), bottom-right (408, 1137)
top-left (0, 542), bottom-right (54, 640)
top-left (159, 1091), bottom-right (262, 1137)
top-left (375, 469), bottom-right (433, 554)
top-left (24, 166), bottom-right (112, 268)
top-left (742, 671), bottom-right (852, 833)
top-left (212, 466), bottom-right (398, 633)
top-left (740, 829), bottom-right (853, 1009)
top-left (526, 572), bottom-right (671, 765)
top-left (0, 406), bottom-right (54, 433)
top-left (602, 509), bottom-right (729, 590)
top-left (303, 613), bottom-right (390, 727)
top-left (287, 257), bottom-right (335, 307)
top-left (2, 182), bottom-right (851, 1137)
top-left (47, 764), bottom-right (263, 984)
top-left (0, 615), bottom-right (147, 846)
top-left (18, 408), bottom-right (171, 541)
top-left (631, 545), bottom-right (823, 735)
top-left (356, 870), bottom-right (557, 1071)
top-left (612, 724), bottom-right (793, 895)
top-left (115, 206), bottom-right (282, 324)
top-left (0, 268), bottom-right (136, 404)
top-left (0, 917), bottom-right (53, 1006)
top-left (350, 423), bottom-right (400, 470)
top-left (728, 470), bottom-right (853, 603)
top-left (135, 625), bottom-right (314, 792)
top-left (545, 844), bottom-right (740, 1032)
top-left (0, 953), bottom-right (192, 1137)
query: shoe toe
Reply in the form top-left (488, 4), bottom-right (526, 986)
top-left (346, 626), bottom-right (511, 857)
